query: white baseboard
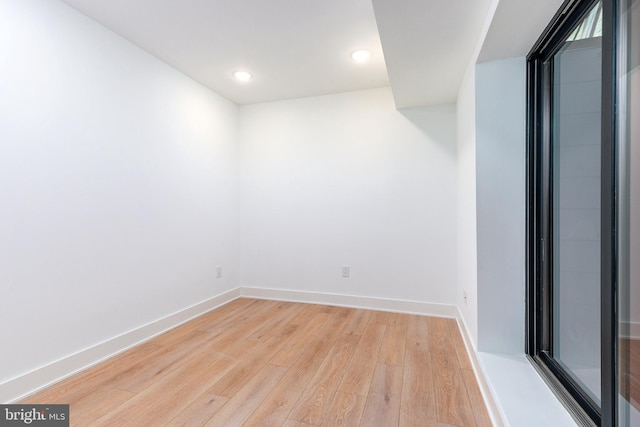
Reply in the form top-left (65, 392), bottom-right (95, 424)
top-left (0, 288), bottom-right (241, 404)
top-left (456, 308), bottom-right (506, 427)
top-left (240, 286), bottom-right (458, 318)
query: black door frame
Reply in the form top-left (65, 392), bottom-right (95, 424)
top-left (526, 0), bottom-right (619, 425)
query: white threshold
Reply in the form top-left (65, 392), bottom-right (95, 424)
top-left (455, 310), bottom-right (579, 426)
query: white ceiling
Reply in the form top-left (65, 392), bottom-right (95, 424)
top-left (373, 0), bottom-right (494, 108)
top-left (59, 0), bottom-right (562, 107)
top-left (60, 0), bottom-right (389, 106)
top-left (478, 0), bottom-right (565, 63)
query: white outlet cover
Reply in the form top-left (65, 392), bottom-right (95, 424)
top-left (342, 266), bottom-right (350, 278)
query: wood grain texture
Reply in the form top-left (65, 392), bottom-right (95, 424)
top-left (360, 363), bottom-right (403, 426)
top-left (427, 316), bottom-right (451, 338)
top-left (378, 325), bottom-right (408, 366)
top-left (225, 298), bottom-right (276, 324)
top-left (400, 349), bottom-right (438, 426)
top-left (337, 323), bottom-right (386, 396)
top-left (448, 318), bottom-right (473, 371)
top-left (320, 391), bottom-right (366, 427)
top-left (69, 388), bottom-right (135, 426)
top-left (204, 364), bottom-right (288, 427)
top-left (288, 333), bottom-right (359, 424)
top-left (115, 333), bottom-right (209, 394)
top-left (26, 341), bottom-right (161, 405)
top-left (282, 420), bottom-right (315, 427)
top-left (206, 333), bottom-right (291, 398)
top-left (269, 312), bottom-right (346, 367)
top-left (342, 309), bottom-right (372, 336)
top-left (247, 302), bottom-right (303, 341)
top-left (370, 311), bottom-right (409, 330)
top-left (20, 299), bottom-right (491, 426)
top-left (94, 352), bottom-right (232, 426)
top-left (431, 335), bottom-right (476, 426)
top-left (406, 314), bottom-right (431, 352)
top-left (462, 369), bottom-right (493, 427)
top-left (243, 331), bottom-right (341, 427)
top-left (166, 393), bottom-right (229, 427)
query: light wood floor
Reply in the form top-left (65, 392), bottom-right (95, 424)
top-left (22, 298), bottom-right (492, 426)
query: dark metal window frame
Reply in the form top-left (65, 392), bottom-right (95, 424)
top-left (526, 0), bottom-right (618, 425)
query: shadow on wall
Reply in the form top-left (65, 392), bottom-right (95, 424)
top-left (398, 105), bottom-right (458, 158)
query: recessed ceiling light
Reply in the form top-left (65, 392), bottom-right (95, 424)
top-left (233, 70), bottom-right (253, 81)
top-left (350, 49), bottom-right (371, 62)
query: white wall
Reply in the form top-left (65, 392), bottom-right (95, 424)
top-left (238, 88), bottom-right (458, 305)
top-left (475, 57), bottom-right (526, 354)
top-left (0, 0), bottom-right (238, 386)
top-left (456, 64), bottom-right (480, 348)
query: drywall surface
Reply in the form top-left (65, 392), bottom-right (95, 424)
top-left (456, 64), bottom-right (480, 349)
top-left (475, 57), bottom-right (526, 354)
top-left (0, 0), bottom-right (238, 385)
top-left (237, 88), bottom-right (458, 305)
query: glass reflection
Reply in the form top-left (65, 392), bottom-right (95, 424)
top-left (618, 0), bottom-right (640, 425)
top-left (552, 1), bottom-right (603, 405)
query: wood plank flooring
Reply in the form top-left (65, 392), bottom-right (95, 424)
top-left (21, 298), bottom-right (492, 426)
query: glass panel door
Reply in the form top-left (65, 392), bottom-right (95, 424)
top-left (551, 12), bottom-right (603, 405)
top-left (530, 0), bottom-right (639, 424)
top-left (527, 1), bottom-right (606, 423)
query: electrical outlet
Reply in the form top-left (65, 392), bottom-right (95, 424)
top-left (341, 265), bottom-right (350, 278)
top-left (463, 290), bottom-right (468, 305)
top-left (216, 266), bottom-right (222, 279)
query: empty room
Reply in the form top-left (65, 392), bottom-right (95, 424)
top-left (1, 0), bottom-right (638, 426)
